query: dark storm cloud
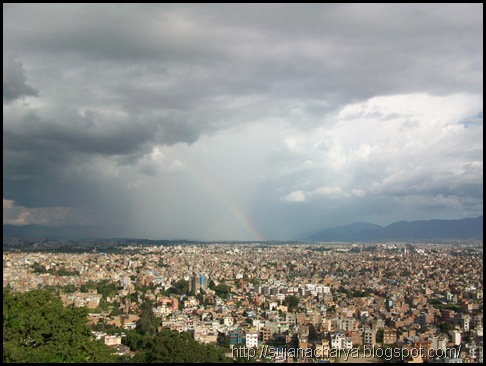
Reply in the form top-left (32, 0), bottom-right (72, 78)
top-left (3, 104), bottom-right (203, 210)
top-left (5, 4), bottom-right (482, 99)
top-left (3, 54), bottom-right (38, 102)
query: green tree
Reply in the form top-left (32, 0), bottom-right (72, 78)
top-left (214, 284), bottom-right (231, 298)
top-left (110, 301), bottom-right (122, 316)
top-left (3, 287), bottom-right (115, 363)
top-left (438, 321), bottom-right (452, 334)
top-left (283, 295), bottom-right (300, 312)
top-left (140, 328), bottom-right (229, 363)
top-left (52, 266), bottom-right (80, 276)
top-left (168, 279), bottom-right (189, 295)
top-left (136, 301), bottom-right (160, 336)
top-left (59, 284), bottom-right (78, 293)
top-left (31, 262), bottom-right (48, 274)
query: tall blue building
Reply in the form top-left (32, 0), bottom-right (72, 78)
top-left (229, 329), bottom-right (243, 346)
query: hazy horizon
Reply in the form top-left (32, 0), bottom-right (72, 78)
top-left (3, 215), bottom-right (483, 242)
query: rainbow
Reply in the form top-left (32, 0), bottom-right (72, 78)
top-left (186, 164), bottom-right (263, 242)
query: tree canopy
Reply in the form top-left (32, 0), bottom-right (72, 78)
top-left (129, 328), bottom-right (230, 363)
top-left (4, 286), bottom-right (233, 363)
top-left (167, 279), bottom-right (189, 295)
top-left (283, 295), bottom-right (300, 312)
top-left (3, 287), bottom-right (115, 363)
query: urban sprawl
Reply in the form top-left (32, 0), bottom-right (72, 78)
top-left (3, 239), bottom-right (483, 363)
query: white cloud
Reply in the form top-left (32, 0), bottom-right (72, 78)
top-left (168, 158), bottom-right (186, 172)
top-left (280, 190), bottom-right (307, 203)
top-left (270, 93), bottom-right (482, 225)
top-left (312, 186), bottom-right (349, 198)
top-left (351, 189), bottom-right (366, 197)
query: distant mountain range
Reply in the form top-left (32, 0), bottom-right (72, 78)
top-left (307, 216), bottom-right (483, 242)
top-left (3, 216), bottom-right (483, 242)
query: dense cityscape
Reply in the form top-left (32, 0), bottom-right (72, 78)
top-left (3, 238), bottom-right (483, 363)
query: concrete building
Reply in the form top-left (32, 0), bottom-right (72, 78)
top-left (245, 331), bottom-right (259, 348)
top-left (363, 327), bottom-right (376, 347)
top-left (383, 327), bottom-right (396, 345)
top-left (448, 330), bottom-right (461, 346)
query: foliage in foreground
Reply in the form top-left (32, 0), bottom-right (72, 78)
top-left (3, 287), bottom-right (115, 363)
top-left (3, 286), bottom-right (232, 363)
top-left (125, 328), bottom-right (230, 363)
top-left (123, 299), bottom-right (230, 363)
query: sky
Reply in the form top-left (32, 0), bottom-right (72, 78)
top-left (3, 4), bottom-right (483, 241)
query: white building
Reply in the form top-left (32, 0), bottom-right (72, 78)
top-left (340, 318), bottom-right (357, 331)
top-left (245, 332), bottom-right (259, 348)
top-left (331, 332), bottom-right (353, 350)
top-left (104, 335), bottom-right (122, 346)
top-left (448, 330), bottom-right (461, 346)
top-left (431, 335), bottom-right (449, 353)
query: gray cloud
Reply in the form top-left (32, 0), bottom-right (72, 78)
top-left (3, 54), bottom-right (38, 102)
